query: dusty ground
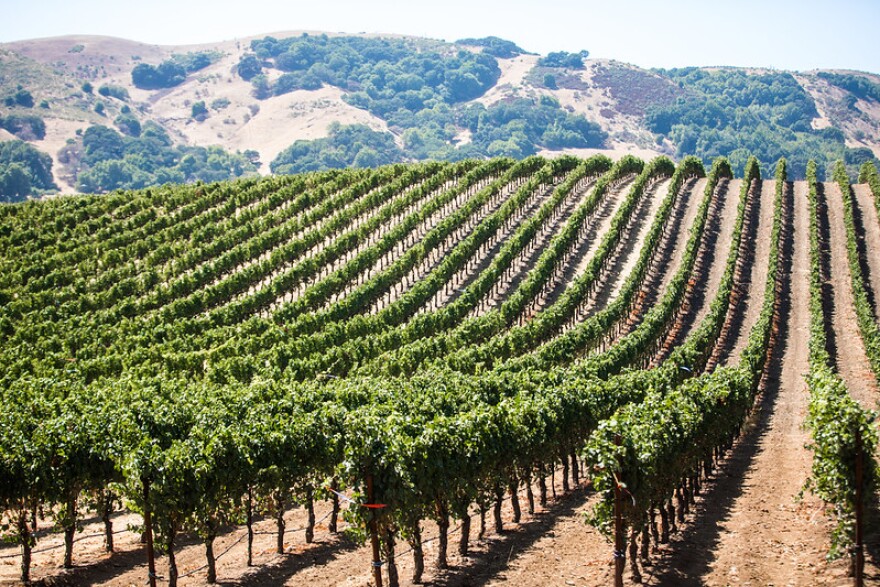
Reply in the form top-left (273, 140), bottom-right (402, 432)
top-left (675, 178), bottom-right (743, 341)
top-left (0, 472), bottom-right (611, 587)
top-left (852, 183), bottom-right (880, 322)
top-left (823, 181), bottom-right (880, 410)
top-left (3, 181), bottom-right (880, 587)
top-left (722, 179), bottom-right (775, 364)
top-left (660, 181), bottom-right (850, 586)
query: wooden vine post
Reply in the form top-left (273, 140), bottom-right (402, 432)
top-left (367, 473), bottom-right (384, 587)
top-left (143, 479), bottom-right (157, 587)
top-left (854, 427), bottom-right (864, 587)
top-left (614, 434), bottom-right (625, 587)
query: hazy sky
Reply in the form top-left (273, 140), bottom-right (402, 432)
top-left (2, 0), bottom-right (878, 73)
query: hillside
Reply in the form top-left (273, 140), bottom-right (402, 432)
top-left (1, 155), bottom-right (878, 586)
top-left (1, 32), bottom-right (880, 197)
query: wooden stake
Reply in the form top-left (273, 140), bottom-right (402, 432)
top-left (614, 435), bottom-right (624, 587)
top-left (143, 480), bottom-right (157, 587)
top-left (854, 427), bottom-right (864, 587)
top-left (367, 474), bottom-right (383, 587)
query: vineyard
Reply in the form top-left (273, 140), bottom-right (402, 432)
top-left (0, 154), bottom-right (878, 586)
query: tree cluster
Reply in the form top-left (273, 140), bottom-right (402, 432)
top-left (0, 114), bottom-right (46, 141)
top-left (818, 71), bottom-right (880, 104)
top-left (3, 86), bottom-right (34, 108)
top-left (72, 124), bottom-right (258, 193)
top-left (644, 68), bottom-right (877, 177)
top-left (0, 139), bottom-right (56, 201)
top-left (271, 123), bottom-right (404, 174)
top-left (455, 36), bottom-right (528, 58)
top-left (131, 61), bottom-right (187, 90)
top-left (537, 51), bottom-right (589, 69)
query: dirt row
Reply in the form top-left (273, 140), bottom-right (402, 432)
top-left (651, 177), bottom-right (741, 365)
top-left (5, 179), bottom-right (880, 586)
top-left (720, 179), bottom-right (776, 366)
top-left (851, 184), bottom-right (880, 323)
top-left (822, 181), bottom-right (880, 409)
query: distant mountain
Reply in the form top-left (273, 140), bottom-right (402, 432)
top-left (1, 32), bottom-right (879, 197)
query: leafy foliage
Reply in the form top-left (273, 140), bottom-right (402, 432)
top-left (170, 51), bottom-right (222, 73)
top-left (131, 61), bottom-right (187, 90)
top-left (3, 86), bottom-right (34, 108)
top-left (455, 37), bottom-right (528, 58)
top-left (98, 84), bottom-right (130, 101)
top-left (0, 139), bottom-right (55, 198)
top-left (538, 51), bottom-right (589, 69)
top-left (245, 35), bottom-right (606, 164)
top-left (245, 34), bottom-right (499, 105)
top-left (803, 159), bottom-right (878, 559)
top-left (0, 114), bottom-right (46, 140)
top-left (74, 124), bottom-right (257, 193)
top-left (114, 114), bottom-right (141, 137)
top-left (0, 151), bottom-right (875, 583)
top-left (818, 72), bottom-right (880, 103)
top-left (236, 53), bottom-right (263, 81)
top-left (0, 163), bottom-right (32, 201)
top-left (646, 68), bottom-right (844, 177)
top-left (270, 123), bottom-right (404, 174)
top-left (191, 101), bottom-right (208, 121)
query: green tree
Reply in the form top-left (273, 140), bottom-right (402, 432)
top-left (191, 101), bottom-right (208, 121)
top-left (0, 163), bottom-right (31, 201)
top-left (4, 87), bottom-right (35, 108)
top-left (115, 114), bottom-right (142, 137)
top-left (0, 115), bottom-right (46, 140)
top-left (98, 85), bottom-right (130, 101)
top-left (0, 140), bottom-right (55, 192)
top-left (82, 125), bottom-right (125, 165)
top-left (132, 62), bottom-right (187, 90)
top-left (76, 159), bottom-right (151, 193)
top-left (237, 54), bottom-right (263, 80)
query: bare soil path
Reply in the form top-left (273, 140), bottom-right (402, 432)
top-left (611, 177), bottom-right (704, 343)
top-left (715, 180), bottom-right (775, 367)
top-left (571, 176), bottom-right (672, 323)
top-left (823, 181), bottom-right (880, 409)
top-left (533, 176), bottom-right (635, 315)
top-left (642, 181), bottom-right (853, 586)
top-left (607, 177), bottom-right (673, 302)
top-left (852, 183), bottom-right (880, 322)
top-left (650, 178), bottom-right (738, 365)
top-left (658, 178), bottom-right (708, 294)
top-left (0, 472), bottom-right (611, 587)
top-left (675, 178), bottom-right (743, 342)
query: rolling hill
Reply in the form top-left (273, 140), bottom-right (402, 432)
top-left (0, 32), bottom-right (879, 196)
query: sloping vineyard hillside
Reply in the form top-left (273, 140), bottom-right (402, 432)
top-left (0, 155), bottom-right (878, 587)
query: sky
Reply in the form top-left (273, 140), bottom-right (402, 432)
top-left (1, 0), bottom-right (879, 73)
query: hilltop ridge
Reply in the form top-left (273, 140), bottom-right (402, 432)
top-left (1, 32), bottom-right (879, 196)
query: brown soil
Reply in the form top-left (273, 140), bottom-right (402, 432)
top-left (717, 180), bottom-right (775, 366)
top-left (650, 177), bottom-right (737, 365)
top-left (851, 183), bottom-right (880, 322)
top-left (480, 173), bottom-right (603, 314)
top-left (823, 181), bottom-right (880, 409)
top-left (0, 471), bottom-right (610, 587)
top-left (659, 178), bottom-right (708, 293)
top-left (610, 177), bottom-right (703, 344)
top-left (574, 176), bottom-right (671, 321)
top-left (529, 174), bottom-right (630, 316)
top-left (568, 176), bottom-right (638, 281)
top-left (642, 181), bottom-right (846, 586)
top-left (671, 178), bottom-right (743, 344)
top-left (5, 180), bottom-right (879, 587)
